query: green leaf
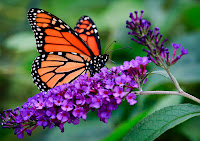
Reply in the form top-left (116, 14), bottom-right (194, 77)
top-left (102, 110), bottom-right (149, 141)
top-left (122, 104), bottom-right (200, 141)
top-left (102, 94), bottom-right (183, 141)
top-left (179, 116), bottom-right (200, 141)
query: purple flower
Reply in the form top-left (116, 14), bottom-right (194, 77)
top-left (59, 84), bottom-right (67, 93)
top-left (72, 118), bottom-right (80, 125)
top-left (57, 111), bottom-right (70, 122)
top-left (171, 43), bottom-right (181, 49)
top-left (64, 90), bottom-right (74, 99)
top-left (127, 11), bottom-right (188, 67)
top-left (26, 129), bottom-right (32, 136)
top-left (100, 68), bottom-right (108, 76)
top-left (72, 107), bottom-right (84, 118)
top-left (21, 108), bottom-right (34, 121)
top-left (16, 115), bottom-right (23, 123)
top-left (141, 57), bottom-right (151, 66)
top-left (34, 99), bottom-right (45, 109)
top-left (122, 61), bottom-right (130, 70)
top-left (115, 75), bottom-right (126, 87)
top-left (171, 46), bottom-right (188, 65)
top-left (90, 96), bottom-right (102, 108)
top-left (74, 82), bottom-right (81, 89)
top-left (125, 75), bottom-right (132, 83)
top-left (54, 96), bottom-right (63, 106)
top-left (113, 86), bottom-right (126, 98)
top-left (181, 47), bottom-right (188, 55)
top-left (115, 97), bottom-right (122, 105)
top-left (108, 99), bottom-right (118, 110)
top-left (61, 100), bottom-right (74, 111)
top-left (126, 93), bottom-right (137, 105)
top-left (59, 123), bottom-right (65, 133)
top-left (130, 59), bottom-right (139, 68)
top-left (35, 109), bottom-right (46, 118)
top-left (85, 95), bottom-right (92, 104)
top-left (17, 132), bottom-right (24, 139)
top-left (97, 106), bottom-right (111, 123)
top-left (105, 79), bottom-right (115, 89)
top-left (82, 85), bottom-right (90, 94)
top-left (98, 89), bottom-right (111, 99)
top-left (76, 94), bottom-right (85, 105)
top-left (46, 107), bottom-right (56, 119)
top-left (51, 86), bottom-right (61, 94)
top-left (46, 97), bottom-right (53, 108)
top-left (37, 117), bottom-right (48, 127)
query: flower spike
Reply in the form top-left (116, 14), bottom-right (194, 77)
top-left (126, 10), bottom-right (188, 67)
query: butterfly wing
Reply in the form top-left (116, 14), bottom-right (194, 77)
top-left (74, 16), bottom-right (101, 56)
top-left (32, 52), bottom-right (91, 91)
top-left (27, 8), bottom-right (95, 57)
top-left (28, 8), bottom-right (95, 91)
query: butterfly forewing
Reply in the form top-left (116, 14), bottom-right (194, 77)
top-left (27, 8), bottom-right (94, 57)
top-left (74, 16), bottom-right (101, 56)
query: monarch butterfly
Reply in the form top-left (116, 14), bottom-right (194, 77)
top-left (28, 8), bottom-right (109, 92)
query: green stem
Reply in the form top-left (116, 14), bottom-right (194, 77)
top-left (164, 68), bottom-right (183, 92)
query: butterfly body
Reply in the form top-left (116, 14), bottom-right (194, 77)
top-left (28, 8), bottom-right (108, 91)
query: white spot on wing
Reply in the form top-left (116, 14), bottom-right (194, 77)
top-left (72, 52), bottom-right (77, 55)
top-left (94, 29), bottom-right (98, 33)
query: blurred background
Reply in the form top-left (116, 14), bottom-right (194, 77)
top-left (0, 0), bottom-right (200, 140)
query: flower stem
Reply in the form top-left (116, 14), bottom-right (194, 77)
top-left (164, 68), bottom-right (183, 92)
top-left (135, 91), bottom-right (200, 104)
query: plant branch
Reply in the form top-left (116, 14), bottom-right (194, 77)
top-left (164, 68), bottom-right (183, 92)
top-left (135, 91), bottom-right (200, 104)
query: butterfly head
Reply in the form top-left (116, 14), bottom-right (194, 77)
top-left (88, 54), bottom-right (109, 75)
top-left (100, 54), bottom-right (109, 64)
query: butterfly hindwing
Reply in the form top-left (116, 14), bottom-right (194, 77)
top-left (27, 8), bottom-right (94, 57)
top-left (31, 52), bottom-right (91, 91)
top-left (74, 16), bottom-right (101, 56)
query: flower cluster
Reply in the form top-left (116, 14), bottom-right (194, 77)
top-left (0, 57), bottom-right (151, 139)
top-left (126, 11), bottom-right (188, 67)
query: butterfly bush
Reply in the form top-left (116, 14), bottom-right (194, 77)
top-left (126, 11), bottom-right (188, 67)
top-left (0, 56), bottom-right (151, 139)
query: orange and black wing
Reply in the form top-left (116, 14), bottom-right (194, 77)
top-left (74, 16), bottom-right (101, 56)
top-left (27, 8), bottom-right (95, 57)
top-left (31, 52), bottom-right (91, 91)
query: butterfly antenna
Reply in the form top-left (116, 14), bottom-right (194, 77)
top-left (100, 60), bottom-right (108, 69)
top-left (109, 59), bottom-right (119, 66)
top-left (106, 47), bottom-right (132, 54)
top-left (105, 41), bottom-right (116, 54)
top-left (104, 64), bottom-right (109, 69)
